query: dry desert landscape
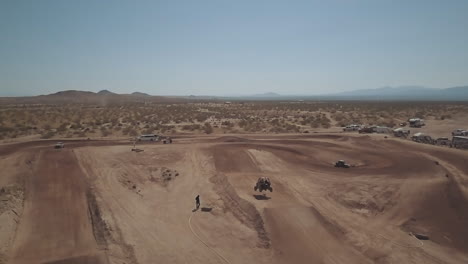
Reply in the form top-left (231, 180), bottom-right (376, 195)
top-left (3, 1), bottom-right (468, 263)
top-left (1, 123), bottom-right (468, 264)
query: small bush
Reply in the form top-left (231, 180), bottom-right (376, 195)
top-left (203, 123), bottom-right (213, 134)
top-left (440, 114), bottom-right (452, 120)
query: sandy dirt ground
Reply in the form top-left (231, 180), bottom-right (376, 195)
top-left (6, 149), bottom-right (107, 264)
top-left (1, 134), bottom-right (468, 264)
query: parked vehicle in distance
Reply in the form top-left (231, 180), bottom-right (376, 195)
top-left (411, 132), bottom-right (434, 144)
top-left (452, 129), bottom-right (468, 136)
top-left (393, 128), bottom-right (410, 137)
top-left (409, 118), bottom-right (425, 128)
top-left (358, 126), bottom-right (375, 134)
top-left (343, 124), bottom-right (361, 132)
top-left (452, 136), bottom-right (468, 149)
top-left (138, 134), bottom-right (159, 141)
top-left (54, 142), bottom-right (64, 149)
top-left (436, 137), bottom-right (451, 146)
top-left (374, 126), bottom-right (392, 134)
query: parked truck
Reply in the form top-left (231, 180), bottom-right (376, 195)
top-left (343, 124), bottom-right (361, 132)
top-left (409, 118), bottom-right (425, 128)
top-left (411, 132), bottom-right (434, 144)
top-left (436, 137), bottom-right (451, 146)
top-left (452, 129), bottom-right (468, 136)
top-left (393, 128), bottom-right (410, 138)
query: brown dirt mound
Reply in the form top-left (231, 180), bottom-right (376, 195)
top-left (212, 146), bottom-right (261, 173)
top-left (401, 171), bottom-right (468, 252)
top-left (264, 206), bottom-right (369, 264)
top-left (148, 167), bottom-right (180, 186)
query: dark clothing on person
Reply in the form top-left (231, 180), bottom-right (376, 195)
top-left (195, 195), bottom-right (200, 209)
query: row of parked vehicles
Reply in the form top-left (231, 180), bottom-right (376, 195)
top-left (411, 133), bottom-right (468, 148)
top-left (343, 118), bottom-right (426, 134)
top-left (343, 124), bottom-right (393, 134)
top-left (343, 123), bottom-right (468, 149)
top-left (137, 134), bottom-right (172, 144)
top-left (343, 125), bottom-right (394, 134)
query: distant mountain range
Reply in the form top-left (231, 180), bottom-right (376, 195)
top-left (331, 86), bottom-right (468, 100)
top-left (216, 85), bottom-right (468, 101)
top-left (251, 92), bottom-right (281, 97)
top-left (0, 90), bottom-right (179, 105)
top-left (1, 85), bottom-right (467, 104)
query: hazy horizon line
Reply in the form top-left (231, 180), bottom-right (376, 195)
top-left (2, 84), bottom-right (468, 98)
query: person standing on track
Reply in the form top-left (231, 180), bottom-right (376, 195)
top-left (195, 195), bottom-right (200, 209)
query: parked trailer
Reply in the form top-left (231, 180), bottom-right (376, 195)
top-left (409, 118), bottom-right (425, 128)
top-left (452, 136), bottom-right (468, 149)
top-left (374, 126), bottom-right (392, 134)
top-left (138, 134), bottom-right (159, 141)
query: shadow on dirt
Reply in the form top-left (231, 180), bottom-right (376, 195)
top-left (253, 194), bottom-right (271, 200)
top-left (192, 207), bottom-right (213, 212)
top-left (131, 148), bottom-right (144, 152)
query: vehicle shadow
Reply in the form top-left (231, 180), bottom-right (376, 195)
top-left (131, 148), bottom-right (144, 152)
top-left (253, 194), bottom-right (271, 200)
top-left (201, 207), bottom-right (212, 212)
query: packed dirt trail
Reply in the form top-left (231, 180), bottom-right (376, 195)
top-left (75, 143), bottom-right (267, 264)
top-left (8, 149), bottom-right (107, 264)
top-left (1, 133), bottom-right (468, 264)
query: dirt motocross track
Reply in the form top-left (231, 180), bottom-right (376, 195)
top-left (1, 134), bottom-right (468, 264)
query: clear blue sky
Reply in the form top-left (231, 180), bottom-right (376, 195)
top-left (1, 0), bottom-right (468, 96)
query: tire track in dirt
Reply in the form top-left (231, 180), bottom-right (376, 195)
top-left (210, 172), bottom-right (270, 248)
top-left (188, 212), bottom-right (231, 264)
